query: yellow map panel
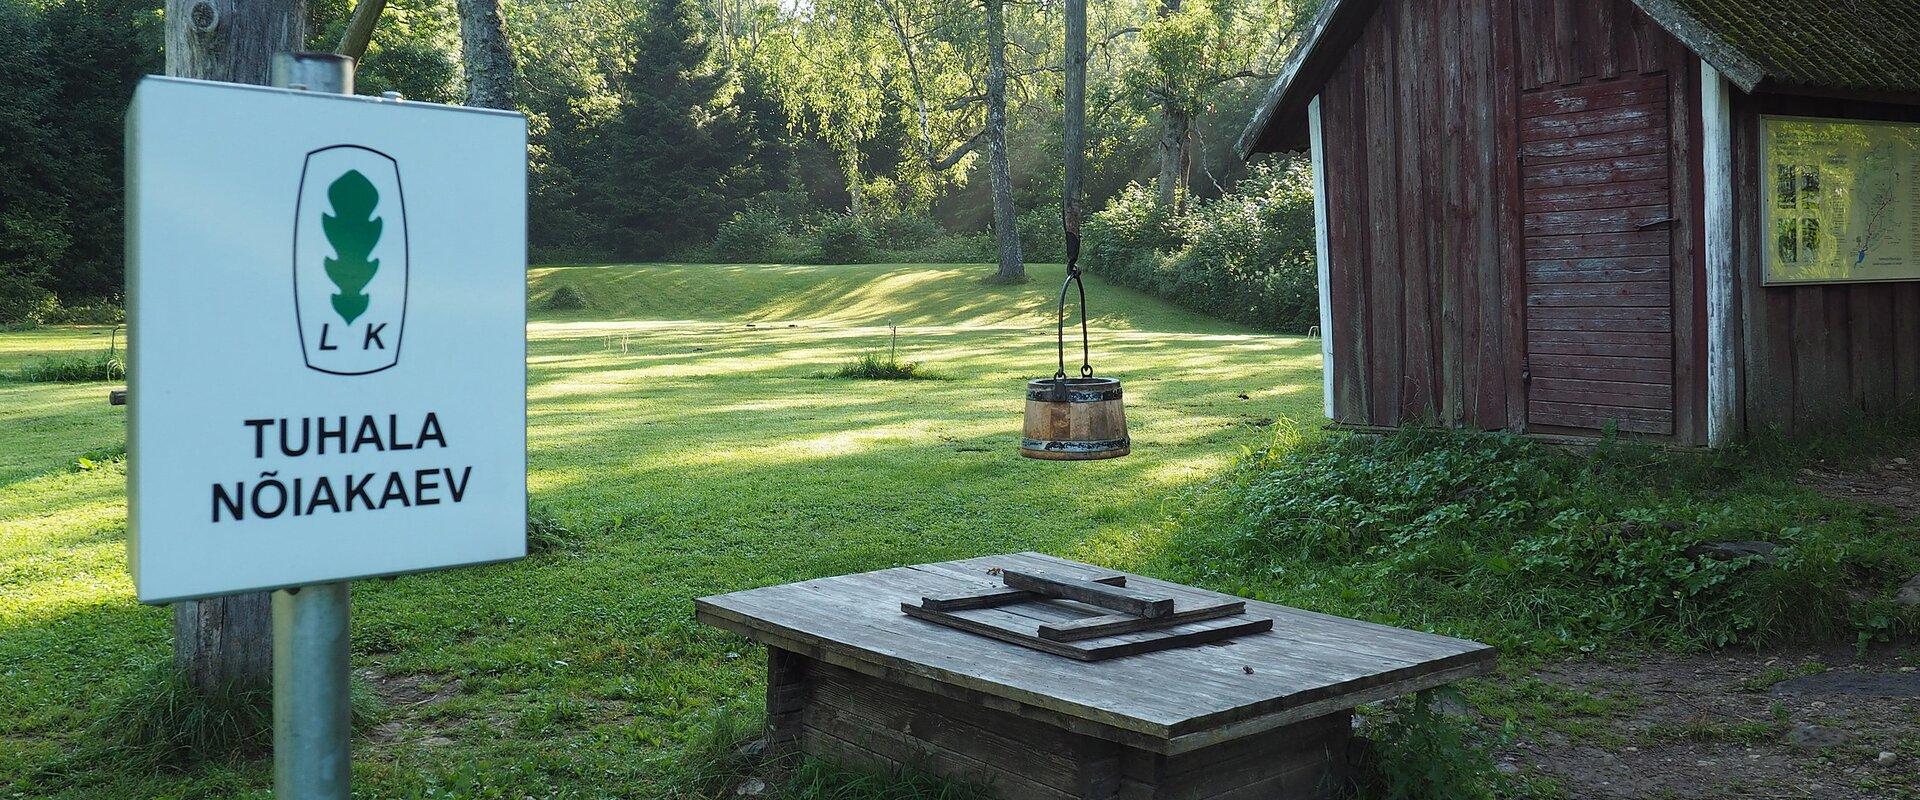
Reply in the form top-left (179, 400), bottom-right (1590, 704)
top-left (1762, 116), bottom-right (1920, 285)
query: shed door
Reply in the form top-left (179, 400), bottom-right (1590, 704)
top-left (1520, 74), bottom-right (1676, 436)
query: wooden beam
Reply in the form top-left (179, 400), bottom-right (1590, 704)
top-left (1700, 61), bottom-right (1738, 446)
top-left (1307, 94), bottom-right (1335, 419)
top-left (999, 570), bottom-right (1173, 618)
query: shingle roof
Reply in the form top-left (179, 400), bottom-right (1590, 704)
top-left (1241, 0), bottom-right (1920, 156)
top-left (1639, 0), bottom-right (1920, 96)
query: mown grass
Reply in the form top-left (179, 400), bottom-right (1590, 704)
top-left (0, 262), bottom-right (1320, 798)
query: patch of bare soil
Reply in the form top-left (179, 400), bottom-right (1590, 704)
top-left (1797, 449), bottom-right (1920, 519)
top-left (1495, 646), bottom-right (1920, 799)
top-left (358, 667), bottom-right (464, 747)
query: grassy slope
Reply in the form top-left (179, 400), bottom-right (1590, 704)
top-left (1, 263), bottom-right (1320, 798)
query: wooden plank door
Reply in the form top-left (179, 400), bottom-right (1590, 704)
top-left (1519, 74), bottom-right (1677, 436)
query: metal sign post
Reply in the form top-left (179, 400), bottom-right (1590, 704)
top-left (269, 51), bottom-right (357, 800)
top-left (274, 582), bottom-right (351, 798)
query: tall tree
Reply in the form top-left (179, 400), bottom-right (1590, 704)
top-left (984, 0), bottom-right (1022, 281)
top-left (163, 0), bottom-right (305, 694)
top-left (1131, 0), bottom-right (1300, 209)
top-left (455, 0), bottom-right (516, 109)
top-left (583, 0), bottom-right (761, 257)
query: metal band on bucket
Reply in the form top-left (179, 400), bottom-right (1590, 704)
top-left (1021, 436), bottom-right (1131, 454)
top-left (1027, 377), bottom-right (1123, 403)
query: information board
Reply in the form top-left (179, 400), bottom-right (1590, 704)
top-left (127, 77), bottom-right (528, 603)
top-left (1762, 115), bottom-right (1920, 285)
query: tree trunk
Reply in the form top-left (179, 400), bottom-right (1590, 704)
top-left (455, 0), bottom-right (516, 110)
top-left (162, 0), bottom-right (305, 694)
top-left (1156, 110), bottom-right (1192, 210)
top-left (1153, 0), bottom-right (1188, 211)
top-left (985, 0), bottom-right (1023, 281)
top-left (1063, 0), bottom-right (1087, 245)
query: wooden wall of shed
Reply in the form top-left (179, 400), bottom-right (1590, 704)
top-left (1318, 0), bottom-right (1706, 439)
top-left (1319, 0), bottom-right (1519, 430)
top-left (1732, 94), bottom-right (1920, 434)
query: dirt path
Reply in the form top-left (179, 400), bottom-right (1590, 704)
top-left (1492, 647), bottom-right (1920, 799)
top-left (1797, 448), bottom-right (1920, 520)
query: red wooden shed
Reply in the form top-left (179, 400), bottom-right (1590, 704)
top-left (1240, 0), bottom-right (1920, 446)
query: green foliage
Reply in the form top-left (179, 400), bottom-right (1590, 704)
top-left (671, 703), bottom-right (767, 798)
top-left (16, 352), bottom-right (124, 382)
top-left (78, 658), bottom-right (381, 773)
top-left (713, 207), bottom-right (792, 262)
top-left (1016, 205), bottom-right (1067, 263)
top-left (0, 0), bottom-right (159, 319)
top-left (540, 284), bottom-right (592, 311)
top-left (832, 353), bottom-right (936, 380)
top-left (86, 660), bottom-right (274, 770)
top-left (1085, 160), bottom-right (1318, 332)
top-left (815, 214), bottom-right (879, 264)
top-left (527, 503), bottom-right (585, 553)
top-left (1359, 691), bottom-right (1501, 800)
top-left (321, 170), bottom-right (384, 324)
top-left (1167, 425), bottom-right (1920, 654)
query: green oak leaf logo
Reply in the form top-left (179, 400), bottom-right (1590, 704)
top-left (321, 170), bottom-right (383, 325)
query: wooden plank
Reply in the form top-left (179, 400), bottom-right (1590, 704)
top-left (1529, 338), bottom-right (1671, 359)
top-left (1521, 127), bottom-right (1668, 164)
top-left (1522, 103), bottom-right (1667, 142)
top-left (1362, 11), bottom-right (1403, 427)
top-left (1896, 283), bottom-right (1920, 407)
top-left (901, 603), bottom-right (1271, 662)
top-left (1523, 153), bottom-right (1669, 189)
top-left (1526, 281), bottom-right (1672, 307)
top-left (1528, 402), bottom-right (1673, 434)
top-left (1531, 361), bottom-right (1673, 384)
top-left (1530, 381), bottom-right (1674, 409)
top-left (921, 574), bottom-right (1125, 612)
top-left (1039, 600), bottom-right (1245, 642)
top-left (1000, 570), bottom-right (1173, 618)
top-left (1324, 54), bottom-right (1372, 424)
top-left (1395, 0), bottom-right (1436, 423)
top-left (1488, 0), bottom-right (1523, 431)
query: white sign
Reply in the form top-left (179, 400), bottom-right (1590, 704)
top-left (127, 77), bottom-right (528, 603)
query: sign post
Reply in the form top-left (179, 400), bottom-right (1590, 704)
top-left (126, 50), bottom-right (527, 800)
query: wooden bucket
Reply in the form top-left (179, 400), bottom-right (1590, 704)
top-left (1022, 377), bottom-right (1129, 460)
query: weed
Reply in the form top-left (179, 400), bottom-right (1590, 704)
top-left (674, 703), bottom-right (768, 799)
top-left (16, 351), bottom-right (124, 382)
top-left (527, 503), bottom-right (584, 554)
top-left (77, 658), bottom-right (380, 772)
top-left (832, 326), bottom-right (938, 380)
top-left (1358, 689), bottom-right (1501, 800)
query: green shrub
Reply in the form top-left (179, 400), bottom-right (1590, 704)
top-left (0, 271), bottom-right (57, 326)
top-left (42, 298), bottom-right (124, 325)
top-left (887, 232), bottom-right (996, 264)
top-left (1358, 690), bottom-right (1500, 800)
top-left (1016, 205), bottom-right (1067, 263)
top-left (814, 213), bottom-right (877, 264)
top-left (1166, 425), bottom-right (1920, 654)
top-left (874, 214), bottom-right (943, 250)
top-left (527, 503), bottom-right (584, 553)
top-left (1083, 159), bottom-right (1317, 332)
top-left (17, 351), bottom-right (124, 382)
top-left (540, 284), bottom-right (592, 311)
top-left (713, 207), bottom-right (790, 262)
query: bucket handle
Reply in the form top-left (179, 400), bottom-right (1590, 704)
top-left (1055, 230), bottom-right (1093, 381)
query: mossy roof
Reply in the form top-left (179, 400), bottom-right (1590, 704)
top-left (1643, 0), bottom-right (1920, 95)
top-left (1243, 0), bottom-right (1920, 156)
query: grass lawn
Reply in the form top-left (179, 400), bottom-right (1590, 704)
top-left (0, 262), bottom-right (1321, 798)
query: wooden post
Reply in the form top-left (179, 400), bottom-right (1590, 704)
top-left (162, 0), bottom-right (305, 694)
